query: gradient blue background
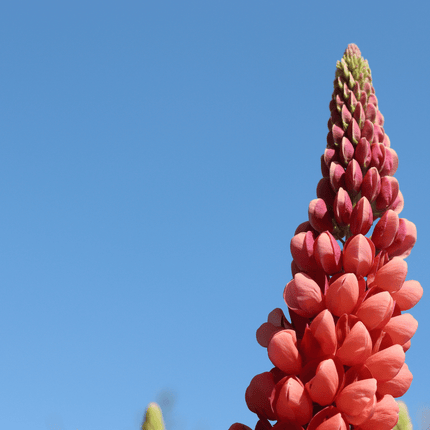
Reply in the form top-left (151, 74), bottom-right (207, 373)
top-left (1, 1), bottom-right (429, 429)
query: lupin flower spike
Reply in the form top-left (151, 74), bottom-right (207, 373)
top-left (229, 44), bottom-right (422, 430)
top-left (142, 402), bottom-right (165, 430)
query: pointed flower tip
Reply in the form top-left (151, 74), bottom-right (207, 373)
top-left (142, 403), bottom-right (165, 430)
top-left (344, 43), bottom-right (361, 58)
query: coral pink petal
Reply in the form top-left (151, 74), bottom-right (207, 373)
top-left (307, 407), bottom-right (348, 430)
top-left (268, 330), bottom-right (302, 375)
top-left (372, 256), bottom-right (407, 293)
top-left (245, 372), bottom-right (277, 420)
top-left (336, 378), bottom-right (377, 416)
top-left (326, 273), bottom-right (359, 316)
top-left (343, 235), bottom-right (374, 277)
top-left (365, 344), bottom-right (405, 382)
top-left (256, 322), bottom-right (282, 348)
top-left (377, 363), bottom-right (413, 397)
top-left (391, 280), bottom-right (423, 311)
top-left (383, 313), bottom-right (418, 345)
top-left (305, 358), bottom-right (339, 406)
top-left (355, 394), bottom-right (399, 430)
top-left (335, 320), bottom-right (372, 366)
top-left (355, 291), bottom-right (394, 331)
top-left (310, 309), bottom-right (337, 356)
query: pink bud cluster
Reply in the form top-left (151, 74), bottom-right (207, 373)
top-left (229, 45), bottom-right (422, 430)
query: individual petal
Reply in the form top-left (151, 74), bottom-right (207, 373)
top-left (386, 218), bottom-right (417, 259)
top-left (335, 378), bottom-right (377, 416)
top-left (361, 119), bottom-right (374, 142)
top-left (305, 358), bottom-right (339, 406)
top-left (326, 273), bottom-right (359, 316)
top-left (275, 376), bottom-right (313, 426)
top-left (307, 407), bottom-right (348, 430)
top-left (345, 159), bottom-right (363, 195)
top-left (268, 330), bottom-right (302, 375)
top-left (336, 319), bottom-right (372, 366)
top-left (365, 344), bottom-right (405, 382)
top-left (355, 291), bottom-right (394, 331)
top-left (350, 196), bottom-right (373, 235)
top-left (314, 231), bottom-right (342, 274)
top-left (383, 313), bottom-right (418, 345)
top-left (372, 256), bottom-right (407, 293)
top-left (371, 210), bottom-right (399, 249)
top-left (310, 309), bottom-right (337, 356)
top-left (255, 420), bottom-right (272, 430)
top-left (308, 199), bottom-right (333, 233)
top-left (377, 363), bottom-right (413, 397)
top-left (256, 322), bottom-right (283, 348)
top-left (375, 176), bottom-right (399, 211)
top-left (343, 234), bottom-right (375, 277)
top-left (290, 231), bottom-right (319, 273)
top-left (284, 273), bottom-right (324, 318)
top-left (361, 167), bottom-right (381, 203)
top-left (333, 187), bottom-right (352, 225)
top-left (245, 372), bottom-right (277, 420)
top-left (342, 395), bottom-right (377, 426)
top-left (355, 394), bottom-right (399, 430)
top-left (391, 280), bottom-right (423, 311)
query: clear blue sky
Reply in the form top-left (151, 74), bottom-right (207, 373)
top-left (1, 1), bottom-right (429, 429)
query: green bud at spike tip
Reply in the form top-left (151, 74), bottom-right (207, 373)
top-left (142, 402), bottom-right (165, 430)
top-left (394, 401), bottom-right (413, 430)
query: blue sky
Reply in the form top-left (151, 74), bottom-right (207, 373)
top-left (1, 1), bottom-right (429, 429)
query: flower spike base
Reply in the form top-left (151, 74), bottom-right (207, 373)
top-left (230, 45), bottom-right (422, 430)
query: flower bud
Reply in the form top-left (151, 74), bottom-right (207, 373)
top-left (308, 199), bottom-right (333, 233)
top-left (345, 159), bottom-right (362, 194)
top-left (340, 137), bottom-right (354, 165)
top-left (274, 376), bottom-right (313, 425)
top-left (310, 309), bottom-right (337, 356)
top-left (361, 119), bottom-right (374, 142)
top-left (245, 372), bottom-right (277, 420)
top-left (361, 167), bottom-right (381, 202)
top-left (373, 123), bottom-right (385, 143)
top-left (326, 273), bottom-right (359, 316)
top-left (343, 234), bottom-right (375, 277)
top-left (334, 187), bottom-right (352, 225)
top-left (370, 142), bottom-right (386, 171)
top-left (268, 330), bottom-right (302, 375)
top-left (284, 273), bottom-right (324, 318)
top-left (332, 123), bottom-right (344, 144)
top-left (305, 359), bottom-right (339, 406)
top-left (380, 147), bottom-right (398, 177)
top-left (350, 196), bottom-right (373, 235)
top-left (329, 162), bottom-right (346, 192)
top-left (389, 189), bottom-right (404, 215)
top-left (355, 137), bottom-right (371, 168)
top-left (290, 231), bottom-right (318, 273)
top-left (371, 210), bottom-right (399, 249)
top-left (316, 177), bottom-right (336, 208)
top-left (336, 318), bottom-right (372, 366)
top-left (386, 218), bottom-right (417, 258)
top-left (314, 231), bottom-right (342, 274)
top-left (375, 176), bottom-right (399, 211)
top-left (347, 117), bottom-right (361, 144)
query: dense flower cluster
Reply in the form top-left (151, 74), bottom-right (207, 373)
top-left (229, 45), bottom-right (422, 430)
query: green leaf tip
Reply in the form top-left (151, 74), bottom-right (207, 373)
top-left (142, 402), bottom-right (165, 430)
top-left (335, 43), bottom-right (372, 91)
top-left (394, 401), bottom-right (413, 430)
